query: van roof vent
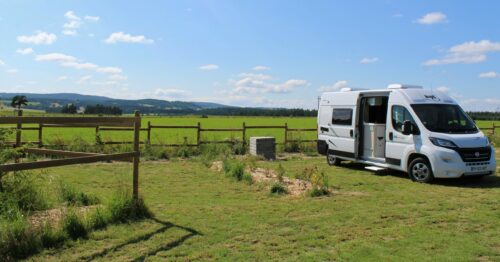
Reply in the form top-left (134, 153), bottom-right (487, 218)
top-left (340, 87), bottom-right (366, 92)
top-left (387, 83), bottom-right (423, 89)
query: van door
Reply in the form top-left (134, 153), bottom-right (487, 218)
top-left (385, 104), bottom-right (418, 167)
top-left (326, 106), bottom-right (357, 158)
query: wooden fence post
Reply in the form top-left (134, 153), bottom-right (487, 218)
top-left (38, 124), bottom-right (43, 148)
top-left (242, 122), bottom-right (246, 148)
top-left (132, 111), bottom-right (141, 200)
top-left (197, 122), bottom-right (201, 147)
top-left (493, 123), bottom-right (496, 135)
top-left (15, 110), bottom-right (22, 148)
top-left (147, 121), bottom-right (151, 144)
top-left (284, 122), bottom-right (288, 145)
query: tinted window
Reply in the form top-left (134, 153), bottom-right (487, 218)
top-left (392, 105), bottom-right (417, 133)
top-left (332, 108), bottom-right (353, 125)
top-left (411, 104), bottom-right (477, 134)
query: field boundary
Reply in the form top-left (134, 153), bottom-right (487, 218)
top-left (7, 119), bottom-right (318, 148)
top-left (0, 110), bottom-right (142, 199)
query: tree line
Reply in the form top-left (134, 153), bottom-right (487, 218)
top-left (467, 111), bottom-right (500, 121)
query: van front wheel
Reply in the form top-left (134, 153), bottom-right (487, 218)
top-left (408, 157), bottom-right (434, 183)
top-left (327, 152), bottom-right (341, 166)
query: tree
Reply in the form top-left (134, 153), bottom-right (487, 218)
top-left (10, 95), bottom-right (28, 110)
top-left (61, 103), bottom-right (78, 114)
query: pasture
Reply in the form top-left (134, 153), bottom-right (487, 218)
top-left (26, 152), bottom-right (500, 261)
top-left (0, 113), bottom-right (499, 260)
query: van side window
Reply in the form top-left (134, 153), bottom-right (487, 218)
top-left (392, 105), bottom-right (417, 133)
top-left (332, 108), bottom-right (353, 125)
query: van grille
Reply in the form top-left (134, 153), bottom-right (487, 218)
top-left (456, 147), bottom-right (491, 162)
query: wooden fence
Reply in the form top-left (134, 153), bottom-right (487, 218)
top-left (9, 120), bottom-right (318, 148)
top-left (0, 110), bottom-right (142, 199)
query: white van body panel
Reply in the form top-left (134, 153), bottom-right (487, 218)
top-left (317, 86), bottom-right (497, 180)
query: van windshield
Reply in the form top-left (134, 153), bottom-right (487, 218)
top-left (411, 104), bottom-right (478, 134)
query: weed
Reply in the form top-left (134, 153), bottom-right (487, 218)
top-left (242, 173), bottom-right (253, 185)
top-left (87, 207), bottom-right (108, 230)
top-left (39, 222), bottom-right (65, 248)
top-left (107, 191), bottom-right (153, 223)
top-left (59, 182), bottom-right (100, 206)
top-left (0, 217), bottom-right (40, 260)
top-left (277, 163), bottom-right (285, 182)
top-left (61, 211), bottom-right (88, 240)
top-left (297, 166), bottom-right (330, 197)
top-left (229, 162), bottom-right (245, 181)
top-left (1, 172), bottom-right (47, 212)
top-left (270, 182), bottom-right (287, 195)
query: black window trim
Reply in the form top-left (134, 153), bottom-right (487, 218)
top-left (331, 108), bottom-right (353, 126)
top-left (391, 105), bottom-right (419, 135)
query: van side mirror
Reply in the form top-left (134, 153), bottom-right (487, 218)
top-left (402, 120), bottom-right (412, 135)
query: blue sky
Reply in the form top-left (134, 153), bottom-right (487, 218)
top-left (0, 0), bottom-right (499, 110)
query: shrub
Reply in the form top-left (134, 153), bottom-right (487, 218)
top-left (297, 167), bottom-right (330, 197)
top-left (270, 183), bottom-right (287, 195)
top-left (1, 172), bottom-right (47, 212)
top-left (87, 207), bottom-right (108, 230)
top-left (222, 159), bottom-right (234, 174)
top-left (232, 142), bottom-right (246, 155)
top-left (200, 143), bottom-right (232, 167)
top-left (61, 211), bottom-right (88, 240)
top-left (107, 191), bottom-right (152, 223)
top-left (39, 222), bottom-right (65, 248)
top-left (142, 142), bottom-right (169, 161)
top-left (242, 173), bottom-right (253, 185)
top-left (59, 182), bottom-right (99, 206)
top-left (229, 162), bottom-right (245, 181)
top-left (0, 217), bottom-right (40, 260)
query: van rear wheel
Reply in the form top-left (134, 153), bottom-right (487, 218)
top-left (327, 152), bottom-right (341, 166)
top-left (408, 157), bottom-right (434, 183)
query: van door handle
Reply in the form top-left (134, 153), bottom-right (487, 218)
top-left (320, 127), bottom-right (329, 132)
top-left (389, 132), bottom-right (393, 141)
top-left (350, 130), bottom-right (354, 138)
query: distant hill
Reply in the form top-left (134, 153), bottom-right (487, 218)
top-left (0, 92), bottom-right (318, 116)
top-left (0, 92), bottom-right (229, 114)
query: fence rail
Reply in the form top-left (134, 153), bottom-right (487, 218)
top-left (5, 120), bottom-right (319, 148)
top-left (0, 110), bottom-right (142, 199)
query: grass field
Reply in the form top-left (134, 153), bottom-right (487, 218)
top-left (24, 150), bottom-right (499, 261)
top-left (1, 112), bottom-right (499, 146)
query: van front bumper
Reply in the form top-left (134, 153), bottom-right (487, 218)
top-left (429, 146), bottom-right (496, 178)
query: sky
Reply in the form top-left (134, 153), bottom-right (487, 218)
top-left (0, 0), bottom-right (499, 110)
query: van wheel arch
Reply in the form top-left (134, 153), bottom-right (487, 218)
top-left (407, 153), bottom-right (434, 183)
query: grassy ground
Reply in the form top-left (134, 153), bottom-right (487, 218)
top-left (27, 150), bottom-right (500, 261)
top-left (5, 115), bottom-right (317, 145)
top-left (3, 113), bottom-right (499, 147)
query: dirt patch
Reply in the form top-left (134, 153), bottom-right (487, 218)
top-left (211, 161), bottom-right (368, 197)
top-left (29, 205), bottom-right (99, 229)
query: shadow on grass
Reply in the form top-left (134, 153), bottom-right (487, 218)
top-left (341, 161), bottom-right (500, 188)
top-left (81, 218), bottom-right (201, 261)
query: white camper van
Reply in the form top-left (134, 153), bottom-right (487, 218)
top-left (317, 84), bottom-right (496, 183)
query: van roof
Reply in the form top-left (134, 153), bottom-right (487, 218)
top-left (320, 86), bottom-right (457, 106)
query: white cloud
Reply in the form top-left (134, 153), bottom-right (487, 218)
top-left (84, 15), bottom-right (100, 22)
top-left (35, 53), bottom-right (76, 63)
top-left (63, 20), bottom-right (81, 29)
top-left (416, 12), bottom-right (447, 25)
top-left (199, 64), bottom-right (219, 70)
top-left (253, 65), bottom-right (271, 71)
top-left (61, 61), bottom-right (98, 70)
top-left (56, 76), bottom-right (68, 81)
top-left (104, 32), bottom-right (154, 44)
top-left (229, 72), bottom-right (308, 94)
top-left (319, 80), bottom-right (348, 92)
top-left (36, 52), bottom-right (123, 75)
top-left (392, 13), bottom-right (403, 18)
top-left (0, 59), bottom-right (5, 66)
top-left (479, 71), bottom-right (498, 78)
top-left (360, 57), bottom-right (379, 64)
top-left (77, 75), bottom-right (92, 84)
top-left (152, 88), bottom-right (192, 99)
top-left (64, 11), bottom-right (80, 21)
top-left (16, 48), bottom-right (34, 55)
top-left (424, 40), bottom-right (500, 66)
top-left (17, 31), bottom-right (57, 45)
top-left (96, 67), bottom-right (122, 74)
top-left (435, 86), bottom-right (450, 93)
top-left (62, 30), bottom-right (77, 36)
top-left (109, 74), bottom-right (128, 81)
top-left (6, 69), bottom-right (18, 74)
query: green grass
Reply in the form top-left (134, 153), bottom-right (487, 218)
top-left (22, 151), bottom-right (500, 261)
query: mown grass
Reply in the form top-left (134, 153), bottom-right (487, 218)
top-left (23, 151), bottom-right (500, 261)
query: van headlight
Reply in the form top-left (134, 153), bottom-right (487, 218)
top-left (429, 137), bottom-right (458, 148)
